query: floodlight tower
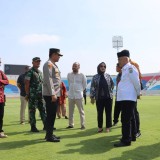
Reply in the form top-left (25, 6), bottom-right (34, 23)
top-left (112, 36), bottom-right (123, 53)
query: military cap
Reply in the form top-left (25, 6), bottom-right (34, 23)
top-left (49, 48), bottom-right (63, 57)
top-left (117, 50), bottom-right (130, 58)
top-left (32, 57), bottom-right (41, 62)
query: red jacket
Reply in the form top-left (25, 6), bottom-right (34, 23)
top-left (0, 71), bottom-right (9, 103)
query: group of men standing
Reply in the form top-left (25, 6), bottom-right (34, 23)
top-left (17, 48), bottom-right (87, 142)
top-left (0, 48), bottom-right (142, 147)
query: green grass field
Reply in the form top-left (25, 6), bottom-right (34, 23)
top-left (0, 96), bottom-right (160, 160)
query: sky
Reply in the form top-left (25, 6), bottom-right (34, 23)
top-left (0, 0), bottom-right (160, 77)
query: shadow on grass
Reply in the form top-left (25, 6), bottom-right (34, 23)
top-left (111, 125), bottom-right (121, 130)
top-left (58, 135), bottom-right (120, 154)
top-left (109, 142), bottom-right (160, 160)
top-left (59, 127), bottom-right (121, 139)
top-left (7, 130), bottom-right (45, 136)
top-left (4, 121), bottom-right (20, 127)
top-left (0, 139), bottom-right (44, 150)
top-left (58, 127), bottom-right (100, 138)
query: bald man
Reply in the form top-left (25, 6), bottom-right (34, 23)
top-left (66, 62), bottom-right (87, 130)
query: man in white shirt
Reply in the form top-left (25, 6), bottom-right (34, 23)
top-left (114, 50), bottom-right (141, 147)
top-left (66, 62), bottom-right (87, 130)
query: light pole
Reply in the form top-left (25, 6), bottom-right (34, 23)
top-left (112, 36), bottom-right (123, 53)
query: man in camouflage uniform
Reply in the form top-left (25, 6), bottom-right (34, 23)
top-left (25, 57), bottom-right (46, 132)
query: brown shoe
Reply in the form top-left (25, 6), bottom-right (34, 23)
top-left (106, 128), bottom-right (110, 133)
top-left (97, 128), bottom-right (103, 133)
top-left (0, 132), bottom-right (8, 138)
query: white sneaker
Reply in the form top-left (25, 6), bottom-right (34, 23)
top-left (0, 132), bottom-right (8, 138)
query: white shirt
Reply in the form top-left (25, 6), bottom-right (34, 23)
top-left (67, 72), bottom-right (87, 99)
top-left (117, 63), bottom-right (141, 102)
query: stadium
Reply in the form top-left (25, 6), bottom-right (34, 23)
top-left (5, 70), bottom-right (160, 96)
top-left (1, 0), bottom-right (160, 159)
top-left (1, 67), bottom-right (160, 160)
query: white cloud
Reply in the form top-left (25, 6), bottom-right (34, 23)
top-left (20, 34), bottom-right (60, 45)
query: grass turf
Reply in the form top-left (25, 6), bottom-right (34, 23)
top-left (0, 96), bottom-right (160, 160)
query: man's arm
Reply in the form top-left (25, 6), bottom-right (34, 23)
top-left (24, 70), bottom-right (32, 100)
top-left (0, 71), bottom-right (9, 85)
top-left (110, 76), bottom-right (114, 90)
top-left (25, 80), bottom-right (30, 95)
top-left (82, 74), bottom-right (87, 90)
top-left (90, 77), bottom-right (96, 104)
top-left (43, 62), bottom-right (57, 102)
top-left (128, 67), bottom-right (141, 96)
top-left (17, 75), bottom-right (21, 89)
top-left (17, 83), bottom-right (21, 89)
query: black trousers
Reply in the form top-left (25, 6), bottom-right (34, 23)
top-left (44, 96), bottom-right (58, 138)
top-left (83, 95), bottom-right (86, 105)
top-left (120, 101), bottom-right (137, 144)
top-left (0, 103), bottom-right (5, 132)
top-left (135, 102), bottom-right (140, 133)
top-left (96, 98), bottom-right (112, 128)
top-left (113, 101), bottom-right (122, 123)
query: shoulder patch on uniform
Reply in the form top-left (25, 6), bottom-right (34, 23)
top-left (129, 68), bottom-right (133, 73)
top-left (48, 62), bottom-right (53, 69)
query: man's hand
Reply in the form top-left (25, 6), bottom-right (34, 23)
top-left (137, 95), bottom-right (141, 99)
top-left (51, 95), bottom-right (57, 102)
top-left (137, 93), bottom-right (142, 99)
top-left (25, 95), bottom-right (29, 101)
top-left (90, 98), bottom-right (95, 104)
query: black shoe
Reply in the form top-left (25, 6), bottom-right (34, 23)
top-left (53, 127), bottom-right (56, 130)
top-left (136, 131), bottom-right (141, 138)
top-left (45, 134), bottom-right (60, 140)
top-left (46, 137), bottom-right (60, 142)
top-left (31, 126), bottom-right (39, 132)
top-left (114, 142), bottom-right (131, 147)
top-left (132, 137), bottom-right (136, 142)
top-left (120, 138), bottom-right (136, 142)
top-left (112, 122), bottom-right (118, 126)
top-left (66, 125), bottom-right (74, 129)
top-left (53, 134), bottom-right (61, 139)
top-left (81, 126), bottom-right (85, 130)
top-left (65, 116), bottom-right (68, 119)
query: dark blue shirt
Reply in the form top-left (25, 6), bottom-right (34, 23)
top-left (17, 73), bottom-right (27, 97)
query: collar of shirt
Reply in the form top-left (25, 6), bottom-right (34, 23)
top-left (72, 71), bottom-right (79, 75)
top-left (122, 62), bottom-right (131, 71)
top-left (48, 59), bottom-right (58, 68)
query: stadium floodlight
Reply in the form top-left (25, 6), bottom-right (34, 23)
top-left (112, 36), bottom-right (123, 52)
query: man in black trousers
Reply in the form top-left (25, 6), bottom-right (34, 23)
top-left (114, 50), bottom-right (141, 147)
top-left (43, 48), bottom-right (63, 142)
top-left (113, 63), bottom-right (122, 126)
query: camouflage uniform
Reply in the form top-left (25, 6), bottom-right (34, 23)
top-left (25, 67), bottom-right (46, 128)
